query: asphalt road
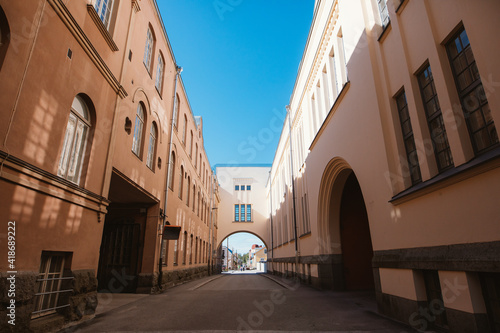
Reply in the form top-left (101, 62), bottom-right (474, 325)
top-left (63, 272), bottom-right (412, 332)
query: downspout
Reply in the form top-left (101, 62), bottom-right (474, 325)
top-left (158, 65), bottom-right (182, 289)
top-left (286, 105), bottom-right (299, 279)
top-left (268, 171), bottom-right (274, 272)
top-left (208, 172), bottom-right (214, 275)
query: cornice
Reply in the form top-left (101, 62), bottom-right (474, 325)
top-left (48, 0), bottom-right (127, 98)
top-left (86, 4), bottom-right (119, 51)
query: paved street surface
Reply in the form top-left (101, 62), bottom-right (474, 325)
top-left (62, 272), bottom-right (412, 332)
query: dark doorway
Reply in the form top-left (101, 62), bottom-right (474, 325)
top-left (339, 172), bottom-right (374, 290)
top-left (97, 215), bottom-right (143, 293)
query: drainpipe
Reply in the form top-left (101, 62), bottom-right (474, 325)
top-left (158, 65), bottom-right (182, 289)
top-left (208, 172), bottom-right (214, 275)
top-left (286, 105), bottom-right (299, 279)
top-left (268, 171), bottom-right (274, 272)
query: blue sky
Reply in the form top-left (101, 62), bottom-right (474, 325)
top-left (223, 232), bottom-right (264, 256)
top-left (159, 0), bottom-right (315, 167)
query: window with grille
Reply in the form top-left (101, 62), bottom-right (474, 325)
top-left (246, 204), bottom-right (251, 222)
top-left (32, 252), bottom-right (73, 319)
top-left (146, 123), bottom-right (157, 170)
top-left (417, 64), bottom-right (454, 172)
top-left (377, 0), bottom-right (390, 28)
top-left (94, 0), bottom-right (114, 29)
top-left (143, 27), bottom-right (154, 72)
top-left (58, 96), bottom-right (91, 185)
top-left (132, 103), bottom-right (145, 157)
top-left (396, 90), bottom-right (422, 185)
top-left (234, 204), bottom-right (239, 221)
top-left (446, 27), bottom-right (498, 154)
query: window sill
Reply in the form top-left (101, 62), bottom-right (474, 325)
top-left (390, 146), bottom-right (500, 205)
top-left (377, 21), bottom-right (391, 43)
top-left (86, 5), bottom-right (118, 51)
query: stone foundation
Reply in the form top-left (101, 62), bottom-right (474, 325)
top-left (0, 270), bottom-right (98, 333)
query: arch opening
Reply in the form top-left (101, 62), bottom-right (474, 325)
top-left (217, 231), bottom-right (268, 273)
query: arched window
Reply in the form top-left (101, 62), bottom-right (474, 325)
top-left (194, 144), bottom-right (198, 168)
top-left (182, 231), bottom-right (187, 265)
top-left (182, 115), bottom-right (187, 145)
top-left (192, 184), bottom-right (196, 212)
top-left (178, 165), bottom-right (184, 199)
top-left (132, 103), bottom-right (145, 157)
top-left (146, 122), bottom-right (157, 170)
top-left (155, 52), bottom-right (164, 94)
top-left (186, 176), bottom-right (190, 206)
top-left (190, 234), bottom-right (194, 264)
top-left (189, 131), bottom-right (193, 158)
top-left (173, 94), bottom-right (180, 129)
top-left (58, 95), bottom-right (92, 185)
top-left (167, 152), bottom-right (175, 190)
top-left (143, 25), bottom-right (155, 73)
top-left (197, 190), bottom-right (201, 216)
top-left (0, 6), bottom-right (10, 70)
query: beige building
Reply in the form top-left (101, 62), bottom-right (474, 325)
top-left (215, 165), bottom-right (271, 250)
top-left (268, 0), bottom-right (500, 332)
top-left (0, 0), bottom-right (218, 331)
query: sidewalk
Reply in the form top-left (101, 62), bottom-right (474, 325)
top-left (95, 293), bottom-right (149, 315)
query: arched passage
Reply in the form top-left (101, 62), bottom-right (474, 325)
top-left (217, 231), bottom-right (268, 272)
top-left (318, 157), bottom-right (374, 290)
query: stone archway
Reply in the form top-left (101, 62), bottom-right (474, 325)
top-left (317, 157), bottom-right (374, 290)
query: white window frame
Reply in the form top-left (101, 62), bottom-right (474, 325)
top-left (58, 96), bottom-right (90, 185)
top-left (132, 104), bottom-right (145, 156)
top-left (146, 123), bottom-right (157, 169)
top-left (155, 54), bottom-right (164, 93)
top-left (94, 0), bottom-right (114, 29)
top-left (143, 27), bottom-right (154, 72)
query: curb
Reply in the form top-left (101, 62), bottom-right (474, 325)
top-left (188, 273), bottom-right (226, 290)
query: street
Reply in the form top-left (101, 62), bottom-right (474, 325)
top-left (63, 272), bottom-right (411, 332)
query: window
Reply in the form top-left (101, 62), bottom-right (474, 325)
top-left (246, 204), bottom-right (251, 222)
top-left (155, 53), bottom-right (164, 94)
top-left (146, 123), bottom-right (157, 170)
top-left (0, 6), bottom-right (10, 70)
top-left (194, 144), bottom-right (198, 167)
top-left (94, 0), bottom-right (114, 29)
top-left (479, 273), bottom-right (500, 332)
top-left (143, 26), bottom-right (155, 72)
top-left (182, 231), bottom-right (187, 265)
top-left (186, 177), bottom-right (190, 206)
top-left (182, 115), bottom-right (187, 145)
top-left (189, 131), bottom-right (193, 158)
top-left (32, 252), bottom-right (72, 319)
top-left (132, 103), bottom-right (145, 157)
top-left (192, 184), bottom-right (196, 212)
top-left (173, 94), bottom-right (180, 129)
top-left (167, 152), bottom-right (175, 190)
top-left (446, 28), bottom-right (498, 154)
top-left (197, 190), bottom-right (200, 216)
top-left (178, 165), bottom-right (184, 199)
top-left (377, 0), bottom-right (390, 28)
top-left (240, 204), bottom-right (246, 221)
top-left (173, 239), bottom-right (178, 265)
top-left (58, 96), bottom-right (91, 184)
top-left (190, 234), bottom-right (193, 264)
top-left (423, 270), bottom-right (448, 330)
top-left (246, 185), bottom-right (251, 191)
top-left (396, 90), bottom-right (422, 184)
top-left (234, 204), bottom-right (239, 221)
top-left (241, 185), bottom-right (245, 191)
top-left (235, 185), bottom-right (239, 191)
top-left (417, 64), bottom-right (454, 171)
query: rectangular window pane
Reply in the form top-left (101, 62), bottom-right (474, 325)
top-left (235, 204), bottom-right (239, 222)
top-left (240, 204), bottom-right (245, 221)
top-left (417, 65), bottom-right (454, 172)
top-left (246, 205), bottom-right (251, 222)
top-left (235, 185), bottom-right (239, 191)
top-left (247, 185), bottom-right (251, 191)
top-left (446, 28), bottom-right (498, 154)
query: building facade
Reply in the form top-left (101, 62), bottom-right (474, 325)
top-left (215, 165), bottom-right (271, 252)
top-left (268, 0), bottom-right (500, 332)
top-left (0, 0), bottom-right (218, 331)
